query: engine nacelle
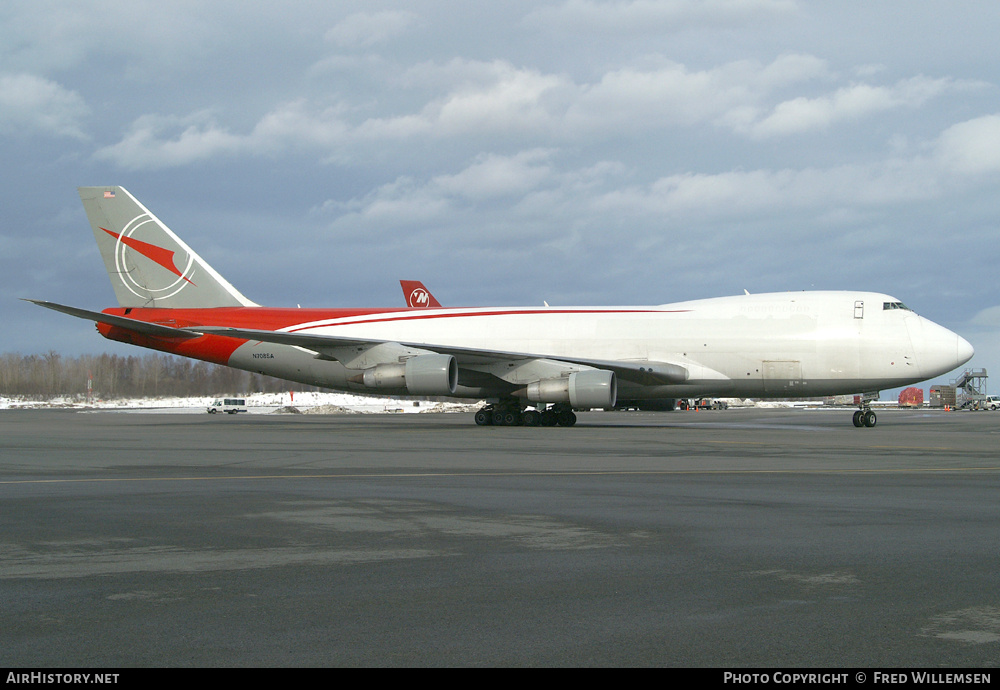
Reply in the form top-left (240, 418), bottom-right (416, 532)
top-left (362, 354), bottom-right (458, 396)
top-left (526, 370), bottom-right (617, 409)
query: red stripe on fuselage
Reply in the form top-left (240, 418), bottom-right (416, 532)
top-left (98, 322), bottom-right (244, 365)
top-left (97, 306), bottom-right (691, 364)
top-left (283, 307), bottom-right (679, 333)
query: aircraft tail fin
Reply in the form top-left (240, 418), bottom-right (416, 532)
top-left (78, 186), bottom-right (257, 308)
top-left (400, 280), bottom-right (442, 308)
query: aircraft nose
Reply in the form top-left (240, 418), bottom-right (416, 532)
top-left (957, 334), bottom-right (975, 366)
top-left (911, 317), bottom-right (974, 377)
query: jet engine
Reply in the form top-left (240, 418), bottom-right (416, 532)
top-left (526, 370), bottom-right (617, 409)
top-left (361, 354), bottom-right (458, 395)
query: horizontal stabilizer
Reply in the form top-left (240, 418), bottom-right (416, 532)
top-left (24, 300), bottom-right (202, 340)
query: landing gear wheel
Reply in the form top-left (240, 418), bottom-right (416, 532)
top-left (557, 410), bottom-right (577, 427)
top-left (490, 409), bottom-right (520, 426)
top-left (540, 410), bottom-right (558, 426)
top-left (522, 410), bottom-right (541, 426)
top-left (853, 409), bottom-right (877, 427)
top-left (474, 409), bottom-right (492, 426)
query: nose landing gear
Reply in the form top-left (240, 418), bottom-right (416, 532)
top-left (852, 393), bottom-right (879, 427)
top-left (852, 408), bottom-right (877, 427)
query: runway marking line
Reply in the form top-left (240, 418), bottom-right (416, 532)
top-left (3, 465), bottom-right (1000, 485)
top-left (704, 439), bottom-right (958, 452)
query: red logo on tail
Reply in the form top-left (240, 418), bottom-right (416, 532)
top-left (102, 228), bottom-right (196, 286)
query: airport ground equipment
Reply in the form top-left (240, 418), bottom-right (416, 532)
top-left (953, 368), bottom-right (989, 409)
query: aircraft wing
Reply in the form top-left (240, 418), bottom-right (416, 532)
top-left (25, 300), bottom-right (688, 385)
top-left (193, 325), bottom-right (688, 385)
top-left (24, 300), bottom-right (202, 340)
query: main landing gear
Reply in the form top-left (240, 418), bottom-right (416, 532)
top-left (474, 402), bottom-right (578, 427)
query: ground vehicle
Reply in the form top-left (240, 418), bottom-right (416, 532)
top-left (985, 396), bottom-right (1000, 411)
top-left (207, 398), bottom-right (247, 414)
top-left (678, 398), bottom-right (728, 410)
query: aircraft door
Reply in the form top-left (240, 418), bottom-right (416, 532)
top-left (762, 360), bottom-right (804, 394)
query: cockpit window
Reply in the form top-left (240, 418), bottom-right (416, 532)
top-left (883, 302), bottom-right (911, 311)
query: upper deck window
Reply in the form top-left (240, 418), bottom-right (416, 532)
top-left (883, 302), bottom-right (911, 311)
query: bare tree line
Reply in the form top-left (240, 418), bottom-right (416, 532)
top-left (0, 352), bottom-right (320, 400)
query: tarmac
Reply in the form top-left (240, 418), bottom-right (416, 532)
top-left (2, 407), bottom-right (999, 667)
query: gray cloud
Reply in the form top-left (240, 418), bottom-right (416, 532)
top-left (325, 11), bottom-right (420, 48)
top-left (0, 73), bottom-right (89, 139)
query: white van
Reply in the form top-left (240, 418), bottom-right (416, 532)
top-left (207, 398), bottom-right (247, 414)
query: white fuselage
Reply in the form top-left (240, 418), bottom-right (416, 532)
top-left (227, 291), bottom-right (973, 400)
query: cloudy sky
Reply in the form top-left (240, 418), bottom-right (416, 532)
top-left (3, 1), bottom-right (998, 391)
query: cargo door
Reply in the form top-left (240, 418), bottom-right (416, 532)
top-left (762, 360), bottom-right (804, 394)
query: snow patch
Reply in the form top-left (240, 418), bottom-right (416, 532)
top-left (0, 391), bottom-right (481, 415)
